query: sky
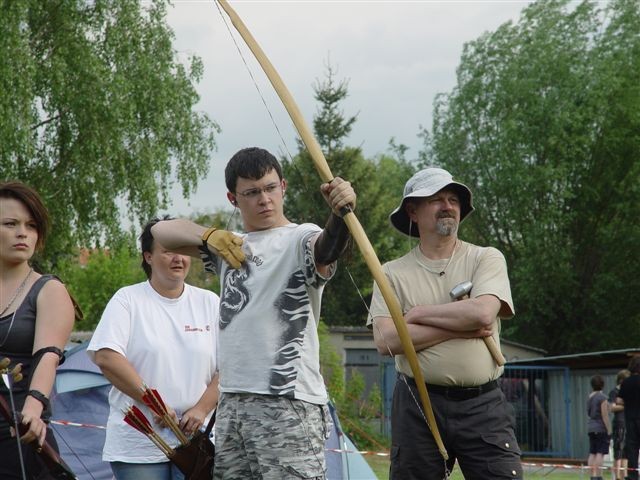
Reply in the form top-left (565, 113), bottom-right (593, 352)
top-left (163, 0), bottom-right (534, 216)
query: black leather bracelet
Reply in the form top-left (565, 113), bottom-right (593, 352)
top-left (27, 389), bottom-right (50, 410)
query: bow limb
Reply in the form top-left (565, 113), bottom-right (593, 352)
top-left (216, 0), bottom-right (448, 460)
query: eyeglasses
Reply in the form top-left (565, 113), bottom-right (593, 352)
top-left (236, 182), bottom-right (282, 199)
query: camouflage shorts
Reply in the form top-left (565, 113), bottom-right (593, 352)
top-left (212, 393), bottom-right (332, 480)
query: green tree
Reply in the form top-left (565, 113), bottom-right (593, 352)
top-left (318, 322), bottom-right (388, 450)
top-left (422, 0), bottom-right (640, 353)
top-left (0, 0), bottom-right (218, 263)
top-left (283, 66), bottom-right (416, 326)
top-left (57, 241), bottom-right (145, 331)
top-left (312, 64), bottom-right (357, 158)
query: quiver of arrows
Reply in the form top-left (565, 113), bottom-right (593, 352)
top-left (169, 429), bottom-right (215, 480)
top-left (123, 386), bottom-right (215, 480)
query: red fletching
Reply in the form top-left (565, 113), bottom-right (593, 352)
top-left (141, 387), bottom-right (166, 416)
top-left (123, 414), bottom-right (144, 433)
top-left (152, 389), bottom-right (167, 410)
top-left (130, 405), bottom-right (153, 429)
top-left (141, 386), bottom-right (189, 446)
top-left (123, 406), bottom-right (176, 457)
top-left (124, 406), bottom-right (154, 438)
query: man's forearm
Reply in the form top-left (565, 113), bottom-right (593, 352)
top-left (405, 296), bottom-right (499, 331)
top-left (372, 317), bottom-right (466, 355)
top-left (151, 219), bottom-right (206, 257)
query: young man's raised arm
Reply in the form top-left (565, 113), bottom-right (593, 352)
top-left (151, 219), bottom-right (207, 257)
top-left (152, 219), bottom-right (245, 269)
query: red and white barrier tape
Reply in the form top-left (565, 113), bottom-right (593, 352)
top-left (51, 419), bottom-right (106, 430)
top-left (47, 422), bottom-right (640, 473)
top-left (326, 448), bottom-right (389, 456)
top-left (522, 462), bottom-right (637, 472)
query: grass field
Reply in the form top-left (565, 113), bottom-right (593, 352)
top-left (363, 455), bottom-right (597, 479)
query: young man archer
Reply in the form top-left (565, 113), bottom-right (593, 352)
top-left (152, 147), bottom-right (356, 479)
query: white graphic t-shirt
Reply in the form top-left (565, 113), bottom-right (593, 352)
top-left (201, 223), bottom-right (333, 404)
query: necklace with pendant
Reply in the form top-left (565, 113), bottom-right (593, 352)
top-left (0, 268), bottom-right (34, 347)
top-left (420, 240), bottom-right (458, 277)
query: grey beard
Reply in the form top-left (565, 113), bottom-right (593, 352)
top-left (436, 218), bottom-right (458, 236)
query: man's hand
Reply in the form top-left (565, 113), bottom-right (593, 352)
top-left (320, 177), bottom-right (356, 216)
top-left (459, 325), bottom-right (494, 339)
top-left (202, 228), bottom-right (245, 269)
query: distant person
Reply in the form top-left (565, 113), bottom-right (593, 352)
top-left (610, 369), bottom-right (631, 480)
top-left (368, 167), bottom-right (521, 479)
top-left (618, 357), bottom-right (640, 480)
top-left (88, 218), bottom-right (220, 480)
top-left (0, 181), bottom-right (76, 479)
top-left (587, 374), bottom-right (611, 480)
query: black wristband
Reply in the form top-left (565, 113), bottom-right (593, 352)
top-left (27, 389), bottom-right (50, 410)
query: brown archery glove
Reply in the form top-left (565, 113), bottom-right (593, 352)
top-left (201, 227), bottom-right (245, 269)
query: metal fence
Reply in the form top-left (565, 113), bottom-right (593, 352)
top-left (501, 365), bottom-right (572, 457)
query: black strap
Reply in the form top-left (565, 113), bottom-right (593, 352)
top-left (203, 408), bottom-right (216, 436)
top-left (27, 389), bottom-right (50, 410)
top-left (33, 346), bottom-right (65, 366)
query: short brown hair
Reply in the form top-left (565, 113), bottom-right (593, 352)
top-left (0, 181), bottom-right (50, 251)
top-left (590, 374), bottom-right (605, 391)
top-left (139, 215), bottom-right (172, 279)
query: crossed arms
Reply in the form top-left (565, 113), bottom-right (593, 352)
top-left (372, 294), bottom-right (500, 355)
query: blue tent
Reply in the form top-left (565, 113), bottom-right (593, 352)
top-left (50, 342), bottom-right (378, 480)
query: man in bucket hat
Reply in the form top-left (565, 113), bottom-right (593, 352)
top-left (368, 167), bottom-right (522, 479)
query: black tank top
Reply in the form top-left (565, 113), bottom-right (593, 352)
top-left (0, 275), bottom-right (58, 441)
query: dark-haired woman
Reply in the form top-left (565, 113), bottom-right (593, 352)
top-left (0, 181), bottom-right (75, 478)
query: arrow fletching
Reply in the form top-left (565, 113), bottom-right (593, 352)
top-left (141, 386), bottom-right (165, 416)
top-left (141, 386), bottom-right (188, 445)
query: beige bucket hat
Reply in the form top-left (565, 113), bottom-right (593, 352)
top-left (389, 167), bottom-right (474, 237)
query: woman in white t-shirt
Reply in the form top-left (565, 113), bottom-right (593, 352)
top-left (88, 218), bottom-right (220, 480)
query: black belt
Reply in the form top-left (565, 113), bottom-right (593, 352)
top-left (403, 375), bottom-right (499, 401)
